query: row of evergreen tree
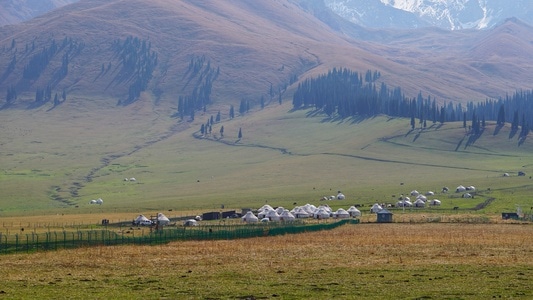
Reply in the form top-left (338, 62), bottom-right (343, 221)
top-left (112, 36), bottom-right (158, 105)
top-left (292, 68), bottom-right (532, 134)
top-left (175, 56), bottom-right (219, 119)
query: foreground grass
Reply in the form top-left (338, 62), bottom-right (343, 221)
top-left (0, 223), bottom-right (531, 299)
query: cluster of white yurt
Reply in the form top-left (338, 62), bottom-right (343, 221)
top-left (396, 190), bottom-right (443, 208)
top-left (320, 191), bottom-right (346, 201)
top-left (242, 203), bottom-right (361, 223)
top-left (89, 198), bottom-right (104, 205)
top-left (455, 185), bottom-right (476, 198)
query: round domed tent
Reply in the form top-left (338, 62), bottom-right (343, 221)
top-left (157, 213), bottom-right (170, 225)
top-left (242, 211), bottom-right (259, 223)
top-left (429, 199), bottom-right (441, 206)
top-left (134, 214), bottom-right (151, 225)
top-left (416, 195), bottom-right (427, 202)
top-left (370, 203), bottom-right (383, 213)
top-left (334, 208), bottom-right (350, 219)
top-left (275, 206), bottom-right (285, 214)
top-left (258, 204), bottom-right (274, 213)
top-left (336, 192), bottom-right (345, 200)
top-left (396, 200), bottom-right (412, 207)
top-left (414, 199), bottom-right (426, 207)
top-left (456, 185), bottom-right (466, 192)
top-left (280, 210), bottom-right (296, 221)
top-left (258, 208), bottom-right (273, 219)
top-left (266, 209), bottom-right (281, 221)
top-left (314, 208), bottom-right (330, 219)
top-left (410, 190), bottom-right (419, 196)
top-left (347, 206), bottom-right (361, 217)
top-left (183, 219), bottom-right (199, 226)
top-left (291, 207), bottom-right (310, 218)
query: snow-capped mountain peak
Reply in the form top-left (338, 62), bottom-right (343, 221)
top-left (325, 0), bottom-right (533, 30)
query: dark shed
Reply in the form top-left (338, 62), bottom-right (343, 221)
top-left (376, 209), bottom-right (393, 223)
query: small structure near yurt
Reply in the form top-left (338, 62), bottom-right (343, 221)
top-left (202, 211), bottom-right (221, 221)
top-left (156, 213), bottom-right (170, 226)
top-left (501, 212), bottom-right (519, 220)
top-left (376, 209), bottom-right (393, 223)
top-left (370, 203), bottom-right (383, 213)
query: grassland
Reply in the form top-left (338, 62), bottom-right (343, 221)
top-left (1, 94), bottom-right (533, 218)
top-left (0, 223), bottom-right (531, 299)
top-left (1, 93), bottom-right (533, 298)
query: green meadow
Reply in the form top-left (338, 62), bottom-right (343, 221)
top-left (1, 95), bottom-right (532, 218)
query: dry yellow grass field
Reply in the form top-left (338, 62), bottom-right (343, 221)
top-left (0, 222), bottom-right (531, 299)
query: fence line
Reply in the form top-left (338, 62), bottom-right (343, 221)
top-left (0, 219), bottom-right (359, 254)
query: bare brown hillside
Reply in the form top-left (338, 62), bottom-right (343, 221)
top-left (0, 0), bottom-right (532, 110)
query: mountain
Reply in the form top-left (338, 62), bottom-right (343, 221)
top-left (0, 0), bottom-right (533, 111)
top-left (0, 0), bottom-right (80, 26)
top-left (326, 0), bottom-right (533, 30)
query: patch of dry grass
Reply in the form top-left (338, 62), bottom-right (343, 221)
top-left (0, 223), bottom-right (531, 299)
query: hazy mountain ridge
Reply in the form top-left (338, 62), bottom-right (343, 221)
top-left (0, 0), bottom-right (532, 112)
top-left (326, 0), bottom-right (533, 30)
top-left (0, 0), bottom-right (80, 26)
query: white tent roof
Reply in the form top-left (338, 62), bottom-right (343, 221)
top-left (334, 208), bottom-right (350, 218)
top-left (280, 210), bottom-right (296, 221)
top-left (242, 211), bottom-right (259, 223)
top-left (314, 208), bottom-right (330, 219)
top-left (157, 213), bottom-right (170, 224)
top-left (183, 219), bottom-right (198, 226)
top-left (414, 199), bottom-right (426, 207)
top-left (266, 210), bottom-right (281, 221)
top-left (370, 203), bottom-right (383, 213)
top-left (347, 206), bottom-right (361, 217)
top-left (258, 204), bottom-right (274, 212)
top-left (134, 215), bottom-right (150, 222)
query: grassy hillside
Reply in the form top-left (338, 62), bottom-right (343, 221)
top-left (1, 93), bottom-right (532, 217)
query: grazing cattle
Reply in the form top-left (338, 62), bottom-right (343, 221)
top-left (453, 206), bottom-right (459, 210)
top-left (462, 193), bottom-right (472, 198)
top-left (518, 171), bottom-right (526, 176)
top-left (503, 173), bottom-right (510, 177)
top-left (442, 187), bottom-right (449, 193)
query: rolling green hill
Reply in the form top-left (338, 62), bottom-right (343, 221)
top-left (1, 93), bottom-right (532, 216)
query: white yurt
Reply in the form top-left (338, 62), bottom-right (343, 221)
top-left (456, 185), bottom-right (466, 192)
top-left (96, 198), bottom-right (103, 205)
top-left (347, 206), bottom-right (361, 217)
top-left (416, 195), bottom-right (427, 202)
top-left (370, 203), bottom-right (383, 213)
top-left (410, 190), bottom-right (419, 196)
top-left (258, 208), bottom-right (273, 219)
top-left (462, 193), bottom-right (472, 198)
top-left (467, 186), bottom-right (476, 191)
top-left (280, 210), bottom-right (296, 221)
top-left (275, 206), bottom-right (285, 214)
top-left (429, 199), bottom-right (441, 206)
top-left (414, 199), bottom-right (426, 207)
top-left (314, 208), bottom-right (330, 219)
top-left (258, 204), bottom-right (274, 213)
top-left (183, 219), bottom-right (199, 226)
top-left (302, 204), bottom-right (317, 214)
top-left (334, 208), bottom-right (350, 219)
top-left (157, 213), bottom-right (170, 225)
top-left (426, 191), bottom-right (435, 196)
top-left (242, 211), bottom-right (259, 223)
top-left (134, 214), bottom-right (150, 225)
top-left (266, 209), bottom-right (281, 221)
top-left (396, 200), bottom-right (412, 207)
top-left (336, 192), bottom-right (345, 200)
top-left (292, 207), bottom-right (310, 218)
